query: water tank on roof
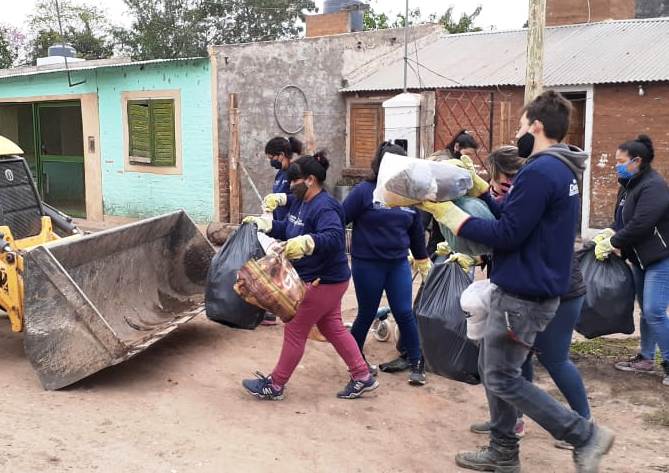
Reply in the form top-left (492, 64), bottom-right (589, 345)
top-left (324, 0), bottom-right (367, 32)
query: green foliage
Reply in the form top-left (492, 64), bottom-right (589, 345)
top-left (0, 27), bottom-right (15, 68)
top-left (364, 4), bottom-right (483, 33)
top-left (115, 0), bottom-right (316, 61)
top-left (432, 6), bottom-right (483, 34)
top-left (26, 0), bottom-right (114, 64)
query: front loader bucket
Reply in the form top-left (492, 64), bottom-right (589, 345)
top-left (22, 210), bottom-right (215, 390)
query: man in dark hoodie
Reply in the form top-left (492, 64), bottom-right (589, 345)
top-left (419, 91), bottom-right (614, 473)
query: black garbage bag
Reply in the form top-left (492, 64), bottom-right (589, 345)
top-left (205, 223), bottom-right (266, 329)
top-left (575, 244), bottom-right (635, 339)
top-left (415, 258), bottom-right (480, 385)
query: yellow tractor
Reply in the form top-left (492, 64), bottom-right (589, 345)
top-left (0, 135), bottom-right (214, 390)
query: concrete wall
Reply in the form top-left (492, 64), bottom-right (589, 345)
top-left (0, 59), bottom-right (214, 223)
top-left (589, 83), bottom-right (669, 227)
top-left (211, 24), bottom-right (441, 221)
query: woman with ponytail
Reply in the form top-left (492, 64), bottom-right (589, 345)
top-left (593, 135), bottom-right (669, 387)
top-left (242, 152), bottom-right (379, 400)
top-left (263, 136), bottom-right (303, 221)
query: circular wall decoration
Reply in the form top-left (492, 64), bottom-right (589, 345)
top-left (273, 85), bottom-right (309, 135)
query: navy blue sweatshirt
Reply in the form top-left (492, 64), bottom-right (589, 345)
top-left (269, 190), bottom-right (351, 284)
top-left (459, 154), bottom-right (581, 298)
top-left (272, 169), bottom-right (291, 221)
top-left (343, 181), bottom-right (428, 261)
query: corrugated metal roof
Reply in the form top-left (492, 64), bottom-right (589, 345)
top-left (342, 18), bottom-right (669, 92)
top-left (0, 57), bottom-right (207, 80)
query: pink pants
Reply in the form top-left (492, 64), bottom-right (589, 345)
top-left (271, 280), bottom-right (370, 387)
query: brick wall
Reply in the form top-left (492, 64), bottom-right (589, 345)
top-left (306, 11), bottom-right (351, 38)
top-left (547, 0), bottom-right (635, 26)
top-left (589, 83), bottom-right (669, 227)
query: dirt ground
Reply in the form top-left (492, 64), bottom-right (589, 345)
top-left (1, 287), bottom-right (667, 473)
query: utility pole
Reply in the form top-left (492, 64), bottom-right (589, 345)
top-left (524, 0), bottom-right (546, 104)
top-left (403, 0), bottom-right (409, 93)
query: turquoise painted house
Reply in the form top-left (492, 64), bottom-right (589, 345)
top-left (0, 57), bottom-right (217, 224)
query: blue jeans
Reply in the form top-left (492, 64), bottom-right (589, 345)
top-left (481, 288), bottom-right (592, 450)
top-left (522, 296), bottom-right (591, 419)
top-left (632, 257), bottom-right (669, 361)
top-left (350, 257), bottom-right (422, 365)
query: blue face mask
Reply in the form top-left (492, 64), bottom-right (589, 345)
top-left (615, 160), bottom-right (638, 180)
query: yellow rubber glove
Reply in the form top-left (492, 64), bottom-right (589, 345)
top-left (284, 235), bottom-right (315, 260)
top-left (413, 258), bottom-right (432, 281)
top-left (447, 253), bottom-right (479, 272)
top-left (262, 193), bottom-right (288, 213)
top-left (592, 228), bottom-right (615, 245)
top-left (242, 215), bottom-right (272, 233)
top-left (417, 201), bottom-right (471, 235)
top-left (435, 241), bottom-right (452, 257)
top-left (595, 237), bottom-right (614, 261)
top-left (445, 156), bottom-right (490, 197)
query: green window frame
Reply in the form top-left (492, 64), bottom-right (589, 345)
top-left (127, 99), bottom-right (176, 167)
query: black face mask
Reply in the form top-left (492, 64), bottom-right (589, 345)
top-left (270, 159), bottom-right (283, 170)
top-left (517, 132), bottom-right (535, 159)
top-left (291, 182), bottom-right (308, 201)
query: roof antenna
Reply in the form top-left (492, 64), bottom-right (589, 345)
top-left (54, 0), bottom-right (86, 87)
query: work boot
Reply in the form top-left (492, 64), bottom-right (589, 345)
top-left (573, 424), bottom-right (615, 473)
top-left (408, 358), bottom-right (426, 386)
top-left (455, 444), bottom-right (520, 473)
top-left (662, 361), bottom-right (669, 387)
top-left (379, 354), bottom-right (411, 373)
top-left (614, 353), bottom-right (655, 373)
top-left (470, 419), bottom-right (526, 438)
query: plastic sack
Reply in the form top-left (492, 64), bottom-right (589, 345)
top-left (205, 223), bottom-right (266, 329)
top-left (373, 153), bottom-right (472, 207)
top-left (415, 258), bottom-right (480, 384)
top-left (439, 197), bottom-right (495, 256)
top-left (460, 279), bottom-right (494, 340)
top-left (575, 244), bottom-right (635, 339)
top-left (234, 253), bottom-right (306, 323)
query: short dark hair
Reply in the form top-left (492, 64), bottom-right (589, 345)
top-left (369, 141), bottom-right (407, 181)
top-left (287, 150), bottom-right (330, 183)
top-left (618, 134), bottom-right (654, 169)
top-left (265, 136), bottom-right (303, 157)
top-left (447, 129), bottom-right (479, 154)
top-left (524, 90), bottom-right (572, 142)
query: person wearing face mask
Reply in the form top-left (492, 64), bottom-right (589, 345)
top-left (342, 141), bottom-right (430, 385)
top-left (241, 151), bottom-right (379, 400)
top-left (262, 136), bottom-right (303, 221)
top-left (468, 145), bottom-right (593, 449)
top-left (593, 135), bottom-right (669, 387)
top-left (418, 90), bottom-right (613, 472)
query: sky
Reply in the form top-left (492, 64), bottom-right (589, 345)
top-left (1, 0), bottom-right (529, 32)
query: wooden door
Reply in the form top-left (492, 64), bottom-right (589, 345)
top-left (565, 96), bottom-right (586, 149)
top-left (350, 104), bottom-right (384, 169)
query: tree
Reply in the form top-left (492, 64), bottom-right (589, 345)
top-left (26, 0), bottom-right (114, 63)
top-left (364, 5), bottom-right (483, 34)
top-left (115, 0), bottom-right (316, 61)
top-left (0, 27), bottom-right (16, 69)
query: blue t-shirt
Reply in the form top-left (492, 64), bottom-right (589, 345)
top-left (269, 190), bottom-right (351, 284)
top-left (460, 154), bottom-right (580, 298)
top-left (343, 180), bottom-right (428, 261)
top-left (272, 169), bottom-right (291, 221)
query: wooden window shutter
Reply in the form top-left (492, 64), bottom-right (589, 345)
top-left (350, 104), bottom-right (384, 168)
top-left (128, 100), bottom-right (151, 162)
top-left (149, 99), bottom-right (176, 167)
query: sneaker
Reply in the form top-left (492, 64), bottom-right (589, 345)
top-left (554, 440), bottom-right (574, 450)
top-left (261, 312), bottom-right (278, 326)
top-left (662, 361), bottom-right (669, 386)
top-left (455, 445), bottom-right (520, 473)
top-left (379, 355), bottom-right (411, 373)
top-left (614, 353), bottom-right (655, 373)
top-left (470, 419), bottom-right (526, 438)
top-left (408, 359), bottom-right (427, 386)
top-left (573, 424), bottom-right (615, 473)
top-left (336, 376), bottom-right (379, 399)
top-left (242, 372), bottom-right (284, 400)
